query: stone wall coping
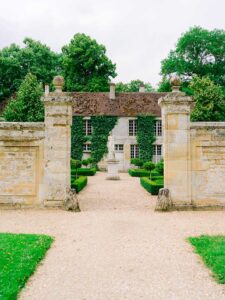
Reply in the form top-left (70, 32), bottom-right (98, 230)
top-left (0, 122), bottom-right (45, 130)
top-left (191, 122), bottom-right (225, 129)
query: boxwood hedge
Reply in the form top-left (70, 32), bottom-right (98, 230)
top-left (71, 167), bottom-right (96, 176)
top-left (140, 177), bottom-right (164, 195)
top-left (128, 169), bottom-right (159, 178)
top-left (71, 176), bottom-right (88, 193)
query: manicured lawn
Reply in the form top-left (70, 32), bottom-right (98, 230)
top-left (188, 235), bottom-right (225, 284)
top-left (0, 233), bottom-right (54, 299)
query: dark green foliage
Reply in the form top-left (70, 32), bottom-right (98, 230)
top-left (137, 116), bottom-right (156, 163)
top-left (160, 26), bottom-right (225, 92)
top-left (71, 159), bottom-right (82, 179)
top-left (0, 38), bottom-right (60, 101)
top-left (62, 33), bottom-right (116, 92)
top-left (190, 76), bottom-right (225, 122)
top-left (143, 161), bottom-right (155, 179)
top-left (155, 159), bottom-right (164, 176)
top-left (71, 176), bottom-right (88, 193)
top-left (71, 167), bottom-right (96, 176)
top-left (91, 116), bottom-right (117, 164)
top-left (130, 158), bottom-right (144, 168)
top-left (0, 233), bottom-right (53, 300)
top-left (3, 73), bottom-right (44, 122)
top-left (71, 116), bottom-right (86, 160)
top-left (140, 177), bottom-right (164, 195)
top-left (116, 80), bottom-right (153, 92)
top-left (128, 168), bottom-right (159, 178)
top-left (188, 235), bottom-right (225, 284)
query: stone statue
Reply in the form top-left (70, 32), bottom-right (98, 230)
top-left (64, 188), bottom-right (80, 212)
top-left (155, 188), bottom-right (172, 212)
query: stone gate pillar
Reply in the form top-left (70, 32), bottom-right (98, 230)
top-left (43, 76), bottom-right (72, 207)
top-left (158, 77), bottom-right (194, 208)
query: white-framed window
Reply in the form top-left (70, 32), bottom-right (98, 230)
top-left (153, 145), bottom-right (162, 163)
top-left (130, 144), bottom-right (139, 159)
top-left (154, 120), bottom-right (162, 137)
top-left (129, 120), bottom-right (137, 136)
top-left (83, 119), bottom-right (92, 136)
top-left (115, 144), bottom-right (124, 152)
top-left (83, 143), bottom-right (91, 152)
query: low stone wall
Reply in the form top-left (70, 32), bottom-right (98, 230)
top-left (0, 122), bottom-right (45, 207)
top-left (190, 122), bottom-right (225, 208)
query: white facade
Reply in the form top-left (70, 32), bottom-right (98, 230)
top-left (82, 117), bottom-right (163, 171)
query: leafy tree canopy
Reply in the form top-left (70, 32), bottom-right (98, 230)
top-left (62, 33), bottom-right (116, 91)
top-left (3, 73), bottom-right (44, 122)
top-left (190, 76), bottom-right (225, 122)
top-left (116, 80), bottom-right (153, 92)
top-left (159, 27), bottom-right (225, 92)
top-left (0, 38), bottom-right (60, 101)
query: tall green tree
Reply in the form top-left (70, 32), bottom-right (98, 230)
top-left (159, 27), bottom-right (225, 92)
top-left (3, 73), bottom-right (44, 122)
top-left (116, 80), bottom-right (153, 92)
top-left (62, 33), bottom-right (116, 92)
top-left (190, 76), bottom-right (225, 122)
top-left (0, 38), bottom-right (60, 102)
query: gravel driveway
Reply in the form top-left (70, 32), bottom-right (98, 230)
top-left (0, 172), bottom-right (225, 300)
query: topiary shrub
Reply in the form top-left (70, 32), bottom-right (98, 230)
top-left (143, 161), bottom-right (155, 179)
top-left (71, 159), bottom-right (82, 178)
top-left (130, 158), bottom-right (144, 169)
top-left (82, 159), bottom-right (89, 168)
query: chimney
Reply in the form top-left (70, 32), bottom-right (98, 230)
top-left (139, 84), bottom-right (146, 93)
top-left (109, 83), bottom-right (115, 100)
top-left (45, 84), bottom-right (50, 95)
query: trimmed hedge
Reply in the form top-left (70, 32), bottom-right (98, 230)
top-left (128, 169), bottom-right (159, 178)
top-left (71, 167), bottom-right (97, 176)
top-left (140, 177), bottom-right (164, 195)
top-left (71, 176), bottom-right (88, 193)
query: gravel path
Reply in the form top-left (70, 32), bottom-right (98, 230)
top-left (0, 172), bottom-right (225, 300)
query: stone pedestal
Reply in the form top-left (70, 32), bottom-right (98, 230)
top-left (106, 158), bottom-right (120, 180)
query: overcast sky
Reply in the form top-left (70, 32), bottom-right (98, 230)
top-left (0, 0), bottom-right (224, 87)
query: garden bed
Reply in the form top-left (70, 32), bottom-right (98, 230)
top-left (188, 235), bottom-right (225, 284)
top-left (0, 233), bottom-right (53, 299)
top-left (71, 176), bottom-right (88, 193)
top-left (128, 169), bottom-right (159, 178)
top-left (140, 176), bottom-right (164, 195)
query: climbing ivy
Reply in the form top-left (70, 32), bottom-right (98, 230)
top-left (71, 116), bottom-right (86, 160)
top-left (91, 116), bottom-right (118, 164)
top-left (137, 115), bottom-right (156, 163)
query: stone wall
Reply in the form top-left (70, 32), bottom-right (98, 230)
top-left (159, 80), bottom-right (225, 210)
top-left (0, 76), bottom-right (72, 208)
top-left (190, 122), bottom-right (225, 207)
top-left (0, 122), bottom-right (45, 207)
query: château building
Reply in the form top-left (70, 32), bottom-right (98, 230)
top-left (71, 84), bottom-right (166, 171)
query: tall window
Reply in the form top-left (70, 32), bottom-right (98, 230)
top-left (130, 144), bottom-right (139, 159)
top-left (129, 120), bottom-right (137, 136)
top-left (153, 145), bottom-right (162, 162)
top-left (154, 120), bottom-right (162, 136)
top-left (83, 119), bottom-right (92, 136)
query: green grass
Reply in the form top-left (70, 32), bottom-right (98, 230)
top-left (0, 233), bottom-right (54, 299)
top-left (188, 235), bottom-right (225, 284)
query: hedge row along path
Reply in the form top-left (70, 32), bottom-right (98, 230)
top-left (0, 172), bottom-right (224, 299)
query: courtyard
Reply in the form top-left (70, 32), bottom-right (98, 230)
top-left (0, 173), bottom-right (224, 300)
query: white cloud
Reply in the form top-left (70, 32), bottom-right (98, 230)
top-left (0, 0), bottom-right (224, 87)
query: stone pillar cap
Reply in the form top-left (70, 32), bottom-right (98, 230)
top-left (170, 75), bottom-right (181, 92)
top-left (53, 75), bottom-right (65, 93)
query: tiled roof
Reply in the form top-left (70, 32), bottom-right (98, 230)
top-left (70, 92), bottom-right (167, 116)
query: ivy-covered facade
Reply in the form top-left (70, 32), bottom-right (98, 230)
top-left (71, 86), bottom-right (165, 171)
